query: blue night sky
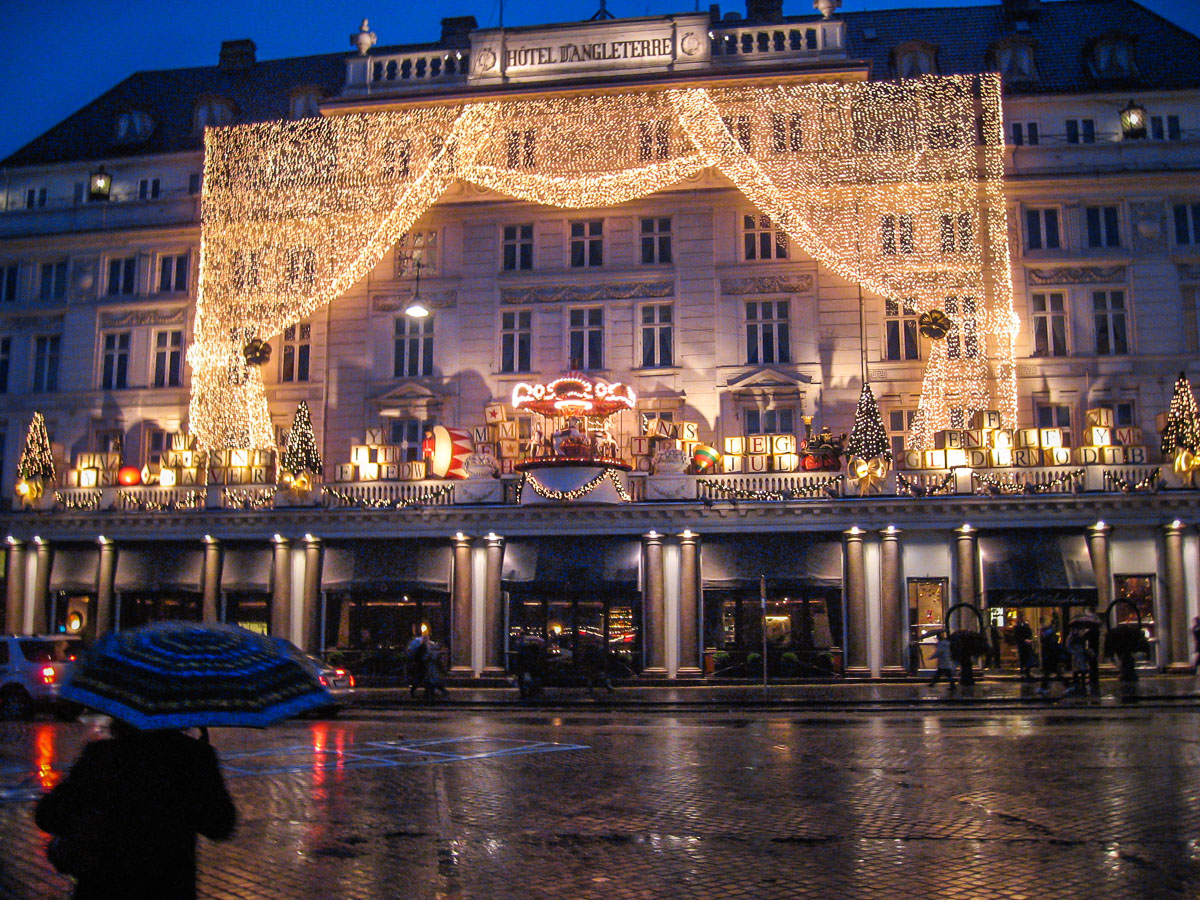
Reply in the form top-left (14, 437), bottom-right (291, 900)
top-left (2, 0), bottom-right (1198, 162)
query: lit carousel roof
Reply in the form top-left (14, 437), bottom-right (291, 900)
top-left (512, 373), bottom-right (636, 418)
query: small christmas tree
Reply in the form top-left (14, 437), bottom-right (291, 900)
top-left (846, 383), bottom-right (892, 462)
top-left (17, 412), bottom-right (56, 482)
top-left (1160, 371), bottom-right (1200, 461)
top-left (279, 401), bottom-right (322, 476)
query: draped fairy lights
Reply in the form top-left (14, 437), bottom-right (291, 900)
top-left (192, 76), bottom-right (1015, 451)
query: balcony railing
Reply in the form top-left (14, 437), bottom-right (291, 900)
top-left (344, 50), bottom-right (470, 96)
top-left (709, 20), bottom-right (845, 64)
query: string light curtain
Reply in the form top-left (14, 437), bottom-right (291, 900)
top-left (191, 75), bottom-right (1015, 451)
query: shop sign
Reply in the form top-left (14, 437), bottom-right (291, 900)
top-left (984, 588), bottom-right (1099, 608)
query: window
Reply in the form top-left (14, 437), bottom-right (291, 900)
top-left (107, 257), bottom-right (137, 296)
top-left (506, 129), bottom-right (537, 168)
top-left (1093, 290), bottom-right (1129, 355)
top-left (114, 110), bottom-right (154, 143)
top-left (895, 46), bottom-right (935, 78)
top-left (769, 113), bottom-right (803, 152)
top-left (158, 252), bottom-right (189, 293)
top-left (640, 303), bottom-right (673, 368)
top-left (1098, 401), bottom-right (1136, 428)
top-left (1113, 575), bottom-right (1157, 666)
top-left (1036, 403), bottom-right (1073, 447)
top-left (502, 224), bottom-right (533, 271)
top-left (280, 322), bottom-right (310, 383)
top-left (743, 214), bottom-right (789, 261)
top-left (39, 262), bottom-right (67, 301)
top-left (884, 299), bottom-right (919, 361)
top-left (990, 39), bottom-right (1037, 81)
top-left (389, 418), bottom-right (432, 463)
top-left (722, 115), bottom-right (752, 153)
top-left (944, 297), bottom-right (979, 360)
top-left (285, 248), bottom-right (315, 288)
top-left (1025, 208), bottom-right (1061, 250)
top-left (745, 407), bottom-right (794, 435)
top-left (0, 264), bottom-right (18, 303)
top-left (289, 90), bottom-right (321, 120)
top-left (194, 97), bottom-right (236, 131)
top-left (25, 188), bottom-right (46, 209)
top-left (1085, 38), bottom-right (1137, 82)
top-left (1173, 204), bottom-right (1200, 245)
top-left (33, 336), bottom-right (60, 392)
top-left (500, 310), bottom-right (531, 374)
top-left (640, 217), bottom-right (672, 265)
top-left (394, 316), bottom-right (434, 377)
top-left (144, 427), bottom-right (167, 467)
top-left (881, 214), bottom-right (914, 255)
top-left (1085, 206), bottom-right (1121, 248)
top-left (153, 330), bottom-right (184, 388)
top-left (1031, 292), bottom-right (1068, 357)
top-left (940, 213), bottom-right (972, 253)
top-left (188, 173), bottom-right (202, 196)
top-left (746, 300), bottom-right (790, 365)
top-left (396, 231), bottom-right (438, 276)
top-left (1150, 115), bottom-right (1181, 141)
top-left (888, 408), bottom-right (917, 459)
top-left (1065, 119), bottom-right (1097, 144)
top-left (638, 121), bottom-right (671, 161)
top-left (569, 220), bottom-right (603, 268)
top-left (0, 337), bottom-right (10, 393)
top-left (137, 178), bottom-right (160, 201)
top-left (1010, 122), bottom-right (1039, 146)
top-left (1184, 287), bottom-right (1200, 353)
top-left (101, 332), bottom-right (131, 389)
top-left (568, 308), bottom-right (603, 370)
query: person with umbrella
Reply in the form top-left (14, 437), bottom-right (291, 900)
top-left (34, 622), bottom-right (333, 898)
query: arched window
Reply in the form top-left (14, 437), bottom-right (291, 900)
top-left (988, 37), bottom-right (1038, 83)
top-left (114, 110), bottom-right (155, 144)
top-left (289, 89), bottom-right (322, 120)
top-left (193, 97), bottom-right (237, 132)
top-left (892, 41), bottom-right (939, 78)
top-left (1084, 34), bottom-right (1138, 82)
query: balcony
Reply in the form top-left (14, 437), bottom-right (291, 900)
top-left (708, 20), bottom-right (846, 68)
top-left (343, 50), bottom-right (470, 97)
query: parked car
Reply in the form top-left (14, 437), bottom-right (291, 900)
top-left (0, 635), bottom-right (83, 721)
top-left (277, 640), bottom-right (355, 717)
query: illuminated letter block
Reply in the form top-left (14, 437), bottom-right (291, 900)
top-left (933, 430), bottom-right (964, 450)
top-left (485, 403), bottom-right (507, 424)
top-left (171, 433), bottom-right (191, 451)
top-left (230, 448), bottom-right (250, 468)
top-left (963, 430), bottom-right (990, 449)
top-left (1085, 408), bottom-right (1115, 428)
top-left (500, 459), bottom-right (516, 475)
top-left (678, 422), bottom-right (699, 442)
top-left (98, 469), bottom-right (116, 487)
top-left (1042, 447), bottom-right (1071, 466)
top-left (403, 461), bottom-right (427, 480)
top-left (989, 447), bottom-right (1013, 467)
top-left (1073, 446), bottom-right (1101, 466)
top-left (380, 464), bottom-right (400, 481)
top-left (747, 454), bottom-right (770, 473)
top-left (207, 467), bottom-right (225, 485)
top-left (79, 467), bottom-right (99, 488)
top-left (923, 449), bottom-right (947, 469)
top-left (1115, 427), bottom-right (1143, 446)
top-left (630, 436), bottom-right (652, 457)
top-left (472, 426), bottom-right (493, 444)
top-left (365, 427), bottom-right (385, 446)
top-left (1086, 427), bottom-right (1112, 447)
top-left (1098, 447), bottom-right (1123, 464)
top-left (771, 434), bottom-right (797, 454)
top-left (1123, 446), bottom-right (1147, 464)
top-left (76, 452), bottom-right (96, 469)
top-left (1015, 428), bottom-right (1041, 448)
top-left (334, 463), bottom-right (356, 482)
top-left (724, 436), bottom-right (745, 455)
top-left (774, 453), bottom-right (799, 472)
top-left (180, 467), bottom-right (200, 486)
top-left (1039, 428), bottom-right (1063, 449)
top-left (358, 462), bottom-right (380, 480)
top-left (225, 467), bottom-right (248, 485)
top-left (747, 435), bottom-right (770, 455)
top-left (475, 442), bottom-right (496, 459)
top-left (945, 448), bottom-right (968, 469)
top-left (497, 422), bottom-right (519, 441)
top-left (901, 450), bottom-right (924, 470)
top-left (965, 448), bottom-right (990, 468)
top-left (722, 455), bottom-right (744, 473)
top-left (1012, 448), bottom-right (1039, 468)
top-left (350, 445), bottom-right (372, 466)
top-left (634, 456), bottom-right (653, 472)
top-left (157, 467), bottom-right (177, 487)
top-left (250, 466), bottom-right (270, 484)
top-left (499, 439), bottom-right (521, 458)
top-left (968, 410), bottom-right (1002, 430)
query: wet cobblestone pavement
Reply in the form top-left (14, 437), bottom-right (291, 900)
top-left (2, 706), bottom-right (1200, 898)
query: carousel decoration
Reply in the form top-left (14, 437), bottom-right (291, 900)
top-left (1161, 371), bottom-right (1200, 487)
top-left (16, 412), bottom-right (55, 505)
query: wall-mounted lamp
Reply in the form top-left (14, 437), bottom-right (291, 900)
top-left (1120, 98), bottom-right (1147, 140)
top-left (88, 166), bottom-right (112, 201)
top-left (405, 259), bottom-right (429, 318)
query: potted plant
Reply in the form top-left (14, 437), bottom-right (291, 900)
top-left (1104, 624), bottom-right (1150, 682)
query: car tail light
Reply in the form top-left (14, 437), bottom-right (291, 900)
top-left (318, 675), bottom-right (329, 687)
top-left (347, 674), bottom-right (355, 688)
top-left (334, 668), bottom-right (347, 678)
top-left (41, 666), bottom-right (56, 685)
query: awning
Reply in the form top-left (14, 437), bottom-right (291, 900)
top-left (701, 534), bottom-right (842, 589)
top-left (502, 536), bottom-right (641, 586)
top-left (221, 544), bottom-right (273, 593)
top-left (49, 545), bottom-right (99, 593)
top-left (321, 540), bottom-right (452, 591)
top-left (114, 542), bottom-right (204, 592)
top-left (980, 531), bottom-right (1098, 607)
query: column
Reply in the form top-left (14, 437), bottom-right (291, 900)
top-left (1163, 521), bottom-right (1188, 669)
top-left (643, 532), bottom-right (667, 675)
top-left (32, 539), bottom-right (51, 634)
top-left (953, 525), bottom-right (978, 628)
top-left (677, 531), bottom-right (701, 676)
top-left (483, 534), bottom-right (505, 675)
top-left (201, 537), bottom-right (223, 624)
top-left (879, 527), bottom-right (905, 673)
top-left (271, 536), bottom-right (292, 639)
top-left (95, 538), bottom-right (116, 638)
top-left (843, 528), bottom-right (867, 675)
top-left (1086, 522), bottom-right (1113, 617)
top-left (5, 539), bottom-right (25, 635)
top-left (302, 536), bottom-right (323, 652)
top-left (451, 533), bottom-right (473, 675)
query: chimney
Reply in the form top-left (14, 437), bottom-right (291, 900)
top-left (1002, 0), bottom-right (1041, 24)
top-left (219, 39), bottom-right (256, 72)
top-left (440, 16), bottom-right (477, 48)
top-left (745, 0), bottom-right (783, 23)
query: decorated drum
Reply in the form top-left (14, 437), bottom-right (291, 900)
top-left (430, 426), bottom-right (474, 479)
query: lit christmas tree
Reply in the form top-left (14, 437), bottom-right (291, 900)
top-left (279, 401), bottom-right (322, 476)
top-left (1160, 371), bottom-right (1200, 461)
top-left (17, 411), bottom-right (56, 481)
top-left (846, 383), bottom-right (892, 462)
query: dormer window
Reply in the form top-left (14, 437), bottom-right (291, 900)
top-left (193, 97), bottom-right (237, 133)
top-left (1084, 34), bottom-right (1138, 82)
top-left (113, 110), bottom-right (155, 144)
top-left (988, 37), bottom-right (1038, 83)
top-left (289, 89), bottom-right (322, 120)
top-left (892, 41), bottom-right (939, 78)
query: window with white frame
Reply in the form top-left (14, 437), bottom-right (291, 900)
top-left (943, 297), bottom-right (979, 359)
top-left (722, 115), bottom-right (752, 152)
top-left (138, 178), bottom-right (160, 201)
top-left (502, 224), bottom-right (533, 271)
top-left (1086, 206), bottom-right (1121, 248)
top-left (285, 248), bottom-right (315, 288)
top-left (153, 330), bottom-right (184, 388)
top-left (769, 112), bottom-right (803, 152)
top-left (39, 261), bottom-right (66, 301)
top-left (881, 214), bottom-right (914, 255)
top-left (194, 97), bottom-right (236, 131)
top-left (101, 332), bottom-right (131, 389)
top-left (389, 418), bottom-right (433, 462)
top-left (940, 213), bottom-right (973, 253)
top-left (745, 407), bottom-right (795, 435)
top-left (0, 264), bottom-right (19, 303)
top-left (107, 256), bottom-right (137, 296)
top-left (289, 90), bottom-right (321, 120)
top-left (1097, 400), bottom-right (1136, 429)
top-left (640, 217), bottom-right (672, 265)
top-left (25, 188), bottom-right (46, 209)
top-left (991, 40), bottom-right (1037, 81)
top-left (1010, 122), bottom-right (1039, 146)
top-left (32, 335), bottom-right (60, 392)
top-left (568, 308), bottom-right (603, 370)
top-left (1031, 291), bottom-right (1068, 357)
top-left (143, 426), bottom-right (167, 467)
top-left (742, 214), bottom-right (789, 261)
top-left (884, 299), bottom-right (920, 361)
top-left (1025, 208), bottom-right (1061, 250)
top-left (640, 303), bottom-right (673, 369)
top-left (888, 408), bottom-right (917, 459)
top-left (569, 220), bottom-right (603, 268)
top-left (500, 309), bottom-right (531, 374)
top-left (1184, 287), bottom-right (1200, 353)
top-left (158, 252), bottom-right (189, 293)
top-left (396, 231), bottom-right (438, 276)
top-left (114, 110), bottom-right (154, 143)
top-left (394, 316), bottom-right (433, 378)
top-left (1066, 119), bottom-right (1097, 144)
top-left (1173, 204), bottom-right (1200, 245)
top-left (0, 336), bottom-right (11, 393)
top-left (1035, 402), bottom-right (1073, 447)
top-left (92, 429), bottom-right (123, 455)
top-left (638, 121), bottom-right (671, 161)
top-left (506, 129), bottom-right (537, 168)
top-left (188, 173), bottom-right (202, 196)
top-left (1093, 289), bottom-right (1129, 355)
top-left (1150, 115), bottom-right (1181, 141)
top-left (280, 322), bottom-right (310, 383)
top-left (745, 300), bottom-right (791, 365)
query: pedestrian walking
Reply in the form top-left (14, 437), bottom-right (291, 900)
top-left (423, 639), bottom-right (450, 699)
top-left (988, 623), bottom-right (1003, 670)
top-left (1065, 627), bottom-right (1091, 695)
top-left (35, 719), bottom-right (236, 899)
top-left (929, 632), bottom-right (957, 691)
top-left (1013, 615), bottom-right (1034, 680)
top-left (405, 627), bottom-right (428, 697)
top-left (1038, 623), bottom-right (1063, 694)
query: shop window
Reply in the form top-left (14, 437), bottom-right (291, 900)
top-left (743, 214), bottom-right (789, 261)
top-left (500, 309), bottom-right (532, 374)
top-left (1113, 575), bottom-right (1157, 667)
top-left (908, 578), bottom-right (947, 670)
top-left (884, 299), bottom-right (919, 361)
top-left (1031, 291), bottom-right (1068, 357)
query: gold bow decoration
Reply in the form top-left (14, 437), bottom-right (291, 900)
top-left (279, 470), bottom-right (313, 497)
top-left (15, 477), bottom-right (44, 506)
top-left (849, 456), bottom-right (890, 495)
top-left (1174, 449), bottom-right (1200, 487)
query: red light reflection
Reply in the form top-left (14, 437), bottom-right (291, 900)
top-left (33, 724), bottom-right (60, 790)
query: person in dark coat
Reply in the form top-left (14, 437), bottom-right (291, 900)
top-left (35, 720), bottom-right (236, 900)
top-left (988, 623), bottom-right (1003, 670)
top-left (1013, 615), bottom-right (1034, 680)
top-left (1038, 623), bottom-right (1063, 694)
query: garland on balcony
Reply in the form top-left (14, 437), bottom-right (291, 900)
top-left (516, 468), bottom-right (632, 503)
top-left (222, 488), bottom-right (276, 510)
top-left (54, 490), bottom-right (103, 511)
top-left (1103, 467), bottom-right (1161, 493)
top-left (973, 468), bottom-right (1084, 496)
top-left (117, 489), bottom-right (207, 511)
top-left (321, 484), bottom-right (454, 509)
top-left (697, 476), bottom-right (842, 501)
top-left (896, 472), bottom-right (956, 497)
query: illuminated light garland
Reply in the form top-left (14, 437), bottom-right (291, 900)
top-left (896, 472), bottom-right (956, 497)
top-left (695, 478), bottom-right (842, 501)
top-left (972, 469), bottom-right (1084, 495)
top-left (192, 76), bottom-right (1014, 452)
top-left (54, 490), bottom-right (103, 511)
top-left (1103, 468), bottom-right (1161, 493)
top-left (516, 468), bottom-right (631, 503)
top-left (320, 484), bottom-right (455, 509)
top-left (222, 488), bottom-right (277, 510)
top-left (117, 489), bottom-right (207, 512)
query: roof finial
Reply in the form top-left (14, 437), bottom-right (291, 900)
top-left (813, 0), bottom-right (842, 19)
top-left (590, 0), bottom-right (616, 21)
top-left (351, 19), bottom-right (377, 55)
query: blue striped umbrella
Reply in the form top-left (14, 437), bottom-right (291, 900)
top-left (62, 622), bottom-right (332, 729)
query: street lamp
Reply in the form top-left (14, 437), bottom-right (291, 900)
top-left (88, 166), bottom-right (112, 201)
top-left (404, 259), bottom-right (429, 318)
top-left (1120, 99), bottom-right (1147, 139)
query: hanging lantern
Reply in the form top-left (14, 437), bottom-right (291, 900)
top-left (88, 166), bottom-right (112, 202)
top-left (1119, 99), bottom-right (1147, 140)
top-left (117, 466), bottom-right (142, 487)
top-left (918, 309), bottom-right (952, 340)
top-left (692, 444), bottom-right (721, 472)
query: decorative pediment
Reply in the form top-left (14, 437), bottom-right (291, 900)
top-left (373, 290), bottom-right (456, 313)
top-left (1027, 266), bottom-right (1126, 285)
top-left (99, 307), bottom-right (187, 328)
top-left (500, 281), bottom-right (673, 305)
top-left (724, 366), bottom-right (813, 398)
top-left (373, 382), bottom-right (444, 417)
top-left (720, 274), bottom-right (814, 295)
